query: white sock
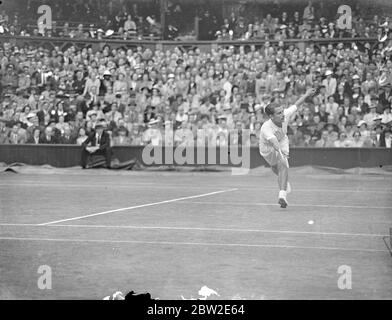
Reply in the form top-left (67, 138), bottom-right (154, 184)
top-left (279, 190), bottom-right (287, 199)
top-left (287, 183), bottom-right (291, 194)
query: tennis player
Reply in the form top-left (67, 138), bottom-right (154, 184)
top-left (259, 88), bottom-right (316, 208)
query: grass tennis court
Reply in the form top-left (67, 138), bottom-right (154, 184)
top-left (0, 167), bottom-right (391, 300)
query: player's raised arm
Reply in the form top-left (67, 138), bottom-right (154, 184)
top-left (294, 88), bottom-right (316, 107)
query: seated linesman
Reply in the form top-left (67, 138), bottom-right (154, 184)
top-left (81, 123), bottom-right (112, 169)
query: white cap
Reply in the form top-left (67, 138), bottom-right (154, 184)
top-left (105, 29), bottom-right (114, 37)
top-left (379, 34), bottom-right (388, 42)
top-left (357, 120), bottom-right (367, 127)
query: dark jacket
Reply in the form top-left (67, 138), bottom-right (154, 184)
top-left (59, 135), bottom-right (76, 145)
top-left (82, 130), bottom-right (111, 150)
top-left (39, 135), bottom-right (58, 144)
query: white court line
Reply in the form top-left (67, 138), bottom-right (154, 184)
top-left (0, 182), bottom-right (391, 194)
top-left (0, 236), bottom-right (387, 253)
top-left (38, 188), bottom-right (238, 226)
top-left (181, 201), bottom-right (392, 210)
top-left (0, 223), bottom-right (387, 238)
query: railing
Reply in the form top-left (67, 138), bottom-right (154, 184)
top-left (0, 35), bottom-right (380, 53)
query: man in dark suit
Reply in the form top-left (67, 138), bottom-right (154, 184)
top-left (380, 128), bottom-right (392, 148)
top-left (59, 127), bottom-right (76, 144)
top-left (39, 127), bottom-right (58, 144)
top-left (81, 123), bottom-right (112, 169)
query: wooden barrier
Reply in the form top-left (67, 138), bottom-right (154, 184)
top-left (0, 145), bottom-right (391, 169)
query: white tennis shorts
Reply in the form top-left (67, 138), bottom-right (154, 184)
top-left (261, 150), bottom-right (290, 168)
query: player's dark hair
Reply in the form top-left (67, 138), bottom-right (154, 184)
top-left (265, 101), bottom-right (279, 117)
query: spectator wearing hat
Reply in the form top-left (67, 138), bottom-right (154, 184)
top-left (112, 126), bottom-right (132, 146)
top-left (96, 29), bottom-right (104, 40)
top-left (357, 120), bottom-right (369, 138)
top-left (83, 23), bottom-right (93, 38)
top-left (81, 122), bottom-right (112, 169)
top-left (373, 114), bottom-right (384, 128)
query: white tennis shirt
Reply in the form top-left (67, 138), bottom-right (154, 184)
top-left (259, 105), bottom-right (297, 156)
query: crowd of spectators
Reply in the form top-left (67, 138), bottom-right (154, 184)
top-left (1, 1), bottom-right (391, 41)
top-left (0, 35), bottom-right (392, 148)
top-left (0, 1), bottom-right (161, 39)
top-left (199, 1), bottom-right (392, 41)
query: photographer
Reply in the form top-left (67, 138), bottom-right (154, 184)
top-left (81, 122), bottom-right (112, 169)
